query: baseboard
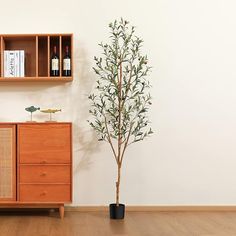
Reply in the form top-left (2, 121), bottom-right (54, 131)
top-left (65, 205), bottom-right (236, 212)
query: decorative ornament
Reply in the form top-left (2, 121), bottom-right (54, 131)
top-left (25, 106), bottom-right (40, 122)
top-left (40, 109), bottom-right (61, 122)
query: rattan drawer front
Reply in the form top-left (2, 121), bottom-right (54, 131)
top-left (19, 165), bottom-right (71, 183)
top-left (0, 126), bottom-right (16, 200)
top-left (19, 184), bottom-right (71, 202)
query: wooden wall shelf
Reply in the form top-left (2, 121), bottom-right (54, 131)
top-left (0, 34), bottom-right (73, 82)
top-left (0, 77), bottom-right (73, 82)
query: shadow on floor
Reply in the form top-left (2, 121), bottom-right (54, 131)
top-left (0, 208), bottom-right (58, 217)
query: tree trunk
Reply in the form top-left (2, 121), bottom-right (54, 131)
top-left (116, 164), bottom-right (121, 206)
top-left (116, 59), bottom-right (122, 207)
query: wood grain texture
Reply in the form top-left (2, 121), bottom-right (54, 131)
top-left (1, 211), bottom-right (236, 235)
top-left (19, 184), bottom-right (71, 202)
top-left (59, 205), bottom-right (65, 219)
top-left (0, 204), bottom-right (62, 207)
top-left (19, 165), bottom-right (71, 183)
top-left (47, 35), bottom-right (50, 77)
top-left (66, 205), bottom-right (236, 212)
top-left (71, 35), bottom-right (73, 77)
top-left (4, 36), bottom-right (36, 77)
top-left (59, 36), bottom-right (62, 77)
top-left (0, 37), bottom-right (2, 77)
top-left (0, 34), bottom-right (73, 82)
top-left (0, 123), bottom-right (72, 219)
top-left (35, 36), bottom-right (38, 77)
top-left (0, 77), bottom-right (72, 82)
top-left (18, 124), bottom-right (71, 164)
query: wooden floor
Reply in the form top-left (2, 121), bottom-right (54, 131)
top-left (0, 210), bottom-right (236, 235)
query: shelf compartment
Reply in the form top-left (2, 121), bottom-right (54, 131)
top-left (0, 37), bottom-right (2, 77)
top-left (0, 36), bottom-right (5, 78)
top-left (0, 34), bottom-right (73, 82)
top-left (49, 36), bottom-right (60, 77)
top-left (3, 36), bottom-right (36, 77)
top-left (61, 35), bottom-right (72, 77)
top-left (38, 36), bottom-right (48, 77)
top-left (0, 77), bottom-right (72, 82)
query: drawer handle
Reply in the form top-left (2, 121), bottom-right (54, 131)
top-left (40, 161), bottom-right (47, 164)
top-left (40, 172), bottom-right (47, 176)
top-left (40, 191), bottom-right (47, 196)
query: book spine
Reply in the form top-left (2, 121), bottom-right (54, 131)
top-left (8, 51), bottom-right (15, 77)
top-left (14, 51), bottom-right (16, 77)
top-left (19, 51), bottom-right (21, 77)
top-left (4, 51), bottom-right (8, 77)
top-left (20, 50), bottom-right (25, 77)
top-left (15, 51), bottom-right (19, 77)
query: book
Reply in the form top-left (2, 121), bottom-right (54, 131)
top-left (15, 51), bottom-right (19, 77)
top-left (4, 50), bottom-right (15, 77)
top-left (20, 50), bottom-right (25, 77)
top-left (4, 50), bottom-right (25, 77)
top-left (8, 51), bottom-right (15, 77)
top-left (4, 51), bottom-right (8, 77)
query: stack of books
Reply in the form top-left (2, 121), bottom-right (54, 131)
top-left (4, 50), bottom-right (25, 77)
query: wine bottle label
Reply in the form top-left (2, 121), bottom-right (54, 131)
top-left (63, 59), bottom-right (71, 70)
top-left (52, 59), bottom-right (59, 70)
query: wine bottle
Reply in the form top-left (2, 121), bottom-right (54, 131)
top-left (63, 46), bottom-right (71, 76)
top-left (51, 45), bottom-right (59, 76)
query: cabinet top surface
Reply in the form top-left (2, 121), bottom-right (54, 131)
top-left (0, 33), bottom-right (73, 37)
top-left (0, 122), bottom-right (72, 125)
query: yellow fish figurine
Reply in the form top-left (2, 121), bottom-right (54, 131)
top-left (40, 109), bottom-right (62, 122)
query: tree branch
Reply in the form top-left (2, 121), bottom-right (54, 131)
top-left (120, 123), bottom-right (133, 165)
top-left (103, 115), bottom-right (118, 164)
top-left (121, 61), bottom-right (134, 110)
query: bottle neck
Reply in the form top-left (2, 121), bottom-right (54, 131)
top-left (53, 46), bottom-right (57, 55)
top-left (65, 46), bottom-right (69, 56)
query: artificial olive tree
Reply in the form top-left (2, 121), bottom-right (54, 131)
top-left (88, 18), bottom-right (153, 206)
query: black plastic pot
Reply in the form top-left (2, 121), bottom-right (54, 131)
top-left (109, 203), bottom-right (125, 219)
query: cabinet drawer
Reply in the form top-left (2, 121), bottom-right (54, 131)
top-left (18, 124), bottom-right (71, 164)
top-left (19, 184), bottom-right (71, 202)
top-left (19, 165), bottom-right (71, 183)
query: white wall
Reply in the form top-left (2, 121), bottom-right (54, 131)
top-left (0, 0), bottom-right (236, 206)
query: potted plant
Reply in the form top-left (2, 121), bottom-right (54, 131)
top-left (88, 18), bottom-right (153, 219)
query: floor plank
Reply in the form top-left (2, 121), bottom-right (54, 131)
top-left (0, 211), bottom-right (236, 235)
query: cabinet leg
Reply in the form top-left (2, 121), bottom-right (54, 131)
top-left (59, 205), bottom-right (65, 219)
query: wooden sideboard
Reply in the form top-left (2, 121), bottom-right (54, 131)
top-left (0, 122), bottom-right (72, 218)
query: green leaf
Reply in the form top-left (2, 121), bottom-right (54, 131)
top-left (88, 18), bottom-right (153, 150)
